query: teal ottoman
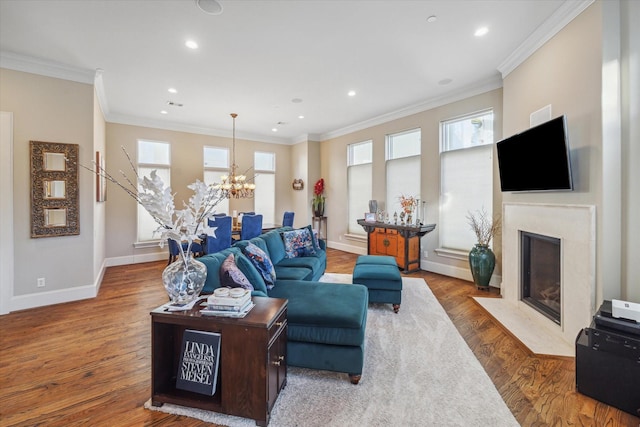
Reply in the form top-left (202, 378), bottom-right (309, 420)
top-left (353, 255), bottom-right (403, 313)
top-left (267, 280), bottom-right (368, 384)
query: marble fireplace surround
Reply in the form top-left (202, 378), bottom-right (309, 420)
top-left (474, 203), bottom-right (596, 357)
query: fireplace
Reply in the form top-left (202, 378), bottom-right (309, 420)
top-left (520, 231), bottom-right (561, 325)
top-left (473, 203), bottom-right (596, 357)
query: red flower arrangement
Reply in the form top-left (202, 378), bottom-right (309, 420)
top-left (314, 178), bottom-right (325, 196)
top-left (313, 178), bottom-right (325, 212)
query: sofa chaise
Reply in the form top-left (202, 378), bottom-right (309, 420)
top-left (198, 226), bottom-right (369, 384)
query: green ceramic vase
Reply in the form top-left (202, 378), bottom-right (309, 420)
top-left (468, 244), bottom-right (496, 288)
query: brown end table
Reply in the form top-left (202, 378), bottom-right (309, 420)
top-left (150, 296), bottom-right (288, 426)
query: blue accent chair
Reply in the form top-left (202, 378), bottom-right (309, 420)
top-left (167, 238), bottom-right (204, 265)
top-left (205, 215), bottom-right (233, 254)
top-left (241, 214), bottom-right (263, 240)
top-left (283, 211), bottom-right (295, 227)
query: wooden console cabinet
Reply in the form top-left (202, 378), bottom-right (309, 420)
top-left (150, 297), bottom-right (288, 426)
top-left (357, 220), bottom-right (436, 273)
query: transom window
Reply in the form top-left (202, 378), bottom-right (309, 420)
top-left (203, 146), bottom-right (230, 215)
top-left (254, 151), bottom-right (275, 224)
top-left (347, 140), bottom-right (372, 235)
top-left (439, 110), bottom-right (494, 252)
top-left (386, 129), bottom-right (421, 216)
top-left (137, 140), bottom-right (170, 243)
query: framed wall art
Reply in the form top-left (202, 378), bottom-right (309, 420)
top-left (30, 141), bottom-right (80, 238)
top-left (96, 151), bottom-right (107, 202)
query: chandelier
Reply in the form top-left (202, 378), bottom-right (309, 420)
top-left (218, 113), bottom-right (255, 199)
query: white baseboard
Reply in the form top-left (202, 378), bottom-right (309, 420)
top-left (10, 284), bottom-right (98, 312)
top-left (326, 240), bottom-right (367, 255)
top-left (421, 259), bottom-right (501, 288)
top-left (105, 252), bottom-right (167, 267)
top-left (9, 261), bottom-right (111, 312)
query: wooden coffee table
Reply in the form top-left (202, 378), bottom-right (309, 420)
top-left (150, 296), bottom-right (288, 426)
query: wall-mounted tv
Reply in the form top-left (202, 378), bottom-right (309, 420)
top-left (496, 115), bottom-right (573, 192)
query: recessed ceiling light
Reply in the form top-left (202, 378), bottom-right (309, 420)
top-left (196, 0), bottom-right (223, 15)
top-left (185, 40), bottom-right (198, 49)
top-left (160, 110), bottom-right (168, 115)
top-left (291, 98), bottom-right (303, 104)
top-left (298, 115), bottom-right (305, 119)
top-left (474, 27), bottom-right (489, 37)
top-left (272, 128), bottom-right (278, 132)
top-left (168, 88), bottom-right (177, 94)
top-left (426, 15), bottom-right (437, 23)
top-left (438, 78), bottom-right (453, 85)
top-left (348, 90), bottom-right (356, 97)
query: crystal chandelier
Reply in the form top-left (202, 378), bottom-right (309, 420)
top-left (218, 113), bottom-right (255, 199)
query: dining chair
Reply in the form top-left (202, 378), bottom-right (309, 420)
top-left (240, 214), bottom-right (263, 240)
top-left (205, 215), bottom-right (233, 254)
top-left (167, 238), bottom-right (204, 265)
top-left (283, 211), bottom-right (295, 227)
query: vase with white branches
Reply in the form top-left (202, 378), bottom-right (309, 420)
top-left (466, 208), bottom-right (501, 289)
top-left (83, 147), bottom-right (227, 304)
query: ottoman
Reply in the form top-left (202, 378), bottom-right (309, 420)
top-left (353, 255), bottom-right (403, 313)
top-left (267, 280), bottom-right (369, 384)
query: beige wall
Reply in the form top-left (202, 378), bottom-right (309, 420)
top-left (0, 68), bottom-right (96, 298)
top-left (621, 0), bottom-right (640, 302)
top-left (321, 89), bottom-right (503, 279)
top-left (104, 122), bottom-right (293, 261)
top-left (93, 89), bottom-right (106, 278)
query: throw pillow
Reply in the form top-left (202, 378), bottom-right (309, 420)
top-left (219, 254), bottom-right (254, 291)
top-left (282, 228), bottom-right (317, 259)
top-left (243, 242), bottom-right (277, 290)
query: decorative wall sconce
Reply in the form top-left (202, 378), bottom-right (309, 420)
top-left (292, 179), bottom-right (304, 190)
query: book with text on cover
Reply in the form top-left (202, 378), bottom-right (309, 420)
top-left (176, 329), bottom-right (221, 396)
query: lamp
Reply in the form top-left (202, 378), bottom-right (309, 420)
top-left (218, 113), bottom-right (255, 199)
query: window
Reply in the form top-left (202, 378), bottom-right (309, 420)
top-left (439, 110), bottom-right (494, 252)
top-left (203, 146), bottom-right (230, 215)
top-left (347, 141), bottom-right (372, 235)
top-left (253, 151), bottom-right (275, 224)
top-left (386, 129), bottom-right (421, 216)
top-left (137, 140), bottom-right (170, 242)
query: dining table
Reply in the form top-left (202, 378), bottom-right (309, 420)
top-left (231, 223), bottom-right (282, 240)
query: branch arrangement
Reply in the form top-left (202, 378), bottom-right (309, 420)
top-left (466, 208), bottom-right (501, 246)
top-left (80, 146), bottom-right (228, 264)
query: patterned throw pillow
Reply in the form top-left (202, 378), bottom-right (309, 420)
top-left (282, 228), bottom-right (317, 259)
top-left (243, 242), bottom-right (277, 290)
top-left (219, 254), bottom-right (254, 291)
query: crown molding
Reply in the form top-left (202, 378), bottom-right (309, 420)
top-left (292, 133), bottom-right (322, 144)
top-left (105, 112), bottom-right (291, 145)
top-left (0, 51), bottom-right (95, 84)
top-left (319, 74), bottom-right (503, 141)
top-left (497, 0), bottom-right (595, 78)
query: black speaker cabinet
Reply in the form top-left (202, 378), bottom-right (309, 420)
top-left (576, 328), bottom-right (640, 417)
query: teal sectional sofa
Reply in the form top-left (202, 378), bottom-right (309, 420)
top-left (197, 226), bottom-right (369, 384)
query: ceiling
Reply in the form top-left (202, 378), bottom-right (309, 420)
top-left (0, 0), bottom-right (575, 144)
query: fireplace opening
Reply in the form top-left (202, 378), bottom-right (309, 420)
top-left (521, 231), bottom-right (561, 324)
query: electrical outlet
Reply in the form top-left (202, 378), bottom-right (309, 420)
top-left (423, 250), bottom-right (428, 258)
top-left (37, 278), bottom-right (45, 288)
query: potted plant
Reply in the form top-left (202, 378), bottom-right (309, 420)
top-left (466, 208), bottom-right (501, 289)
top-left (313, 178), bottom-right (325, 217)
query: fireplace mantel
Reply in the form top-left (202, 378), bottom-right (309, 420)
top-left (475, 202), bottom-right (596, 356)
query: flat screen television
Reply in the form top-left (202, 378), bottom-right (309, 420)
top-left (496, 115), bottom-right (573, 192)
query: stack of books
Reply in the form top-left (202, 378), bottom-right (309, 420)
top-left (200, 288), bottom-right (254, 318)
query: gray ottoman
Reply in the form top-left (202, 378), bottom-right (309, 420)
top-left (353, 255), bottom-right (403, 313)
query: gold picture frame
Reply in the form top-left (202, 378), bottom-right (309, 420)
top-left (30, 141), bottom-right (80, 238)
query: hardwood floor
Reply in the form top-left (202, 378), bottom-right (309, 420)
top-left (1, 248), bottom-right (637, 426)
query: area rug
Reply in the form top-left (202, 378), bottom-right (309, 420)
top-left (145, 274), bottom-right (519, 426)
